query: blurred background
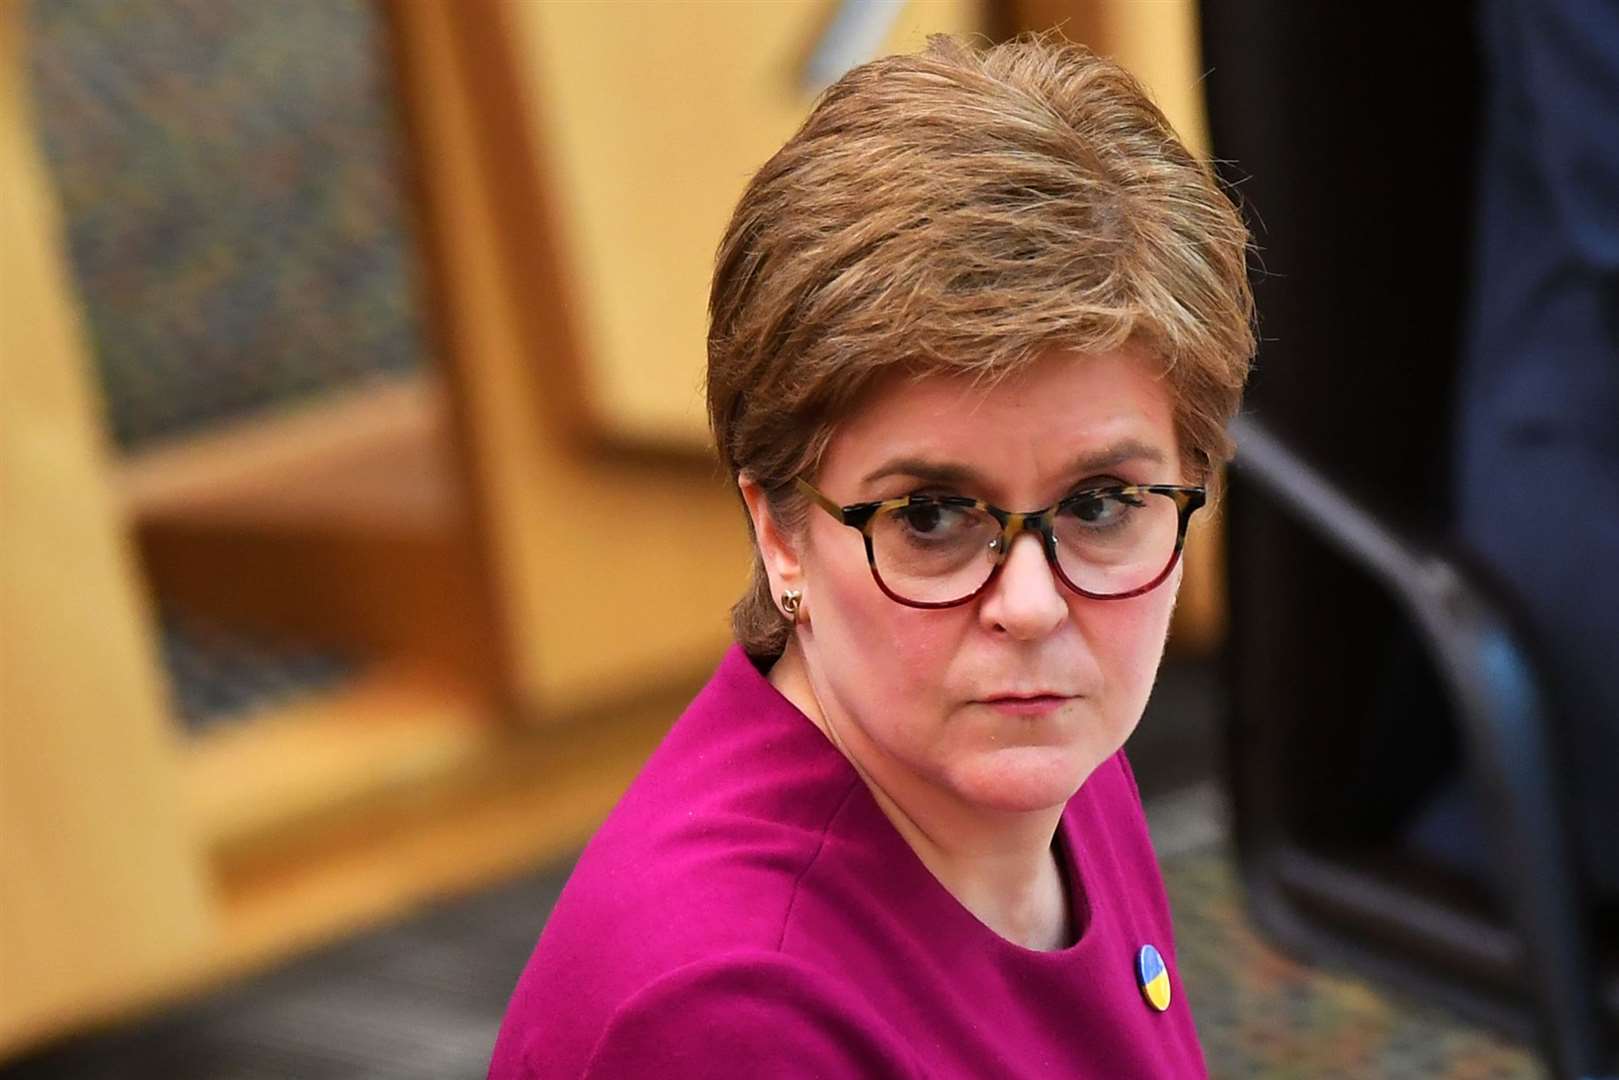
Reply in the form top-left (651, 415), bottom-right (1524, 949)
top-left (3, 1), bottom-right (1613, 1077)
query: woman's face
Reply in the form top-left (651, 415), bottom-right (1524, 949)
top-left (783, 348), bottom-right (1185, 816)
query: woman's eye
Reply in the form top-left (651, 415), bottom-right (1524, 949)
top-left (1072, 498), bottom-right (1119, 525)
top-left (1066, 492), bottom-right (1141, 526)
top-left (900, 503), bottom-right (950, 533)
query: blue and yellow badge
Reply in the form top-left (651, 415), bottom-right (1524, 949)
top-left (1136, 944), bottom-right (1172, 1012)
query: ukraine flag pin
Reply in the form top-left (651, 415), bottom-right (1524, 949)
top-left (1136, 944), bottom-right (1172, 1012)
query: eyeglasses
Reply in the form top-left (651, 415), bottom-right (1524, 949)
top-left (794, 476), bottom-right (1205, 609)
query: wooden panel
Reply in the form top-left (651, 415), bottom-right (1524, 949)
top-left (119, 380), bottom-right (448, 530)
top-left (1174, 489), bottom-right (1228, 655)
top-left (125, 379), bottom-right (498, 683)
top-left (185, 665), bottom-right (490, 856)
top-left (0, 6), bottom-right (213, 1057)
top-left (505, 0), bottom-right (982, 450)
top-left (389, 1), bottom-right (761, 718)
top-left (1, 670), bottom-right (697, 1052)
top-left (207, 673), bottom-right (699, 985)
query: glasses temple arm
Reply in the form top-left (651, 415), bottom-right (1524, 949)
top-left (793, 477), bottom-right (848, 523)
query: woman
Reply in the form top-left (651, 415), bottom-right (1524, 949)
top-left (490, 33), bottom-right (1253, 1079)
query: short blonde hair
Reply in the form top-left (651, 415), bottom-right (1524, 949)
top-left (706, 33), bottom-right (1255, 661)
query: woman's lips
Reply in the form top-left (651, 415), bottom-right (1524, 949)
top-left (979, 694), bottom-right (1072, 716)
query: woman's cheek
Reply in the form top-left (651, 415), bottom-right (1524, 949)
top-left (885, 614), bottom-right (970, 704)
top-left (891, 610), bottom-right (958, 665)
top-left (1116, 597), bottom-right (1178, 707)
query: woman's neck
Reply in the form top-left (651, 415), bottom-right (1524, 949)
top-left (767, 641), bottom-right (1075, 951)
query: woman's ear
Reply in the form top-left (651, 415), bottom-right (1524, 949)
top-left (738, 473), bottom-right (804, 604)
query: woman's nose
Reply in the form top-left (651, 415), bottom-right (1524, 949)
top-left (979, 531), bottom-right (1068, 639)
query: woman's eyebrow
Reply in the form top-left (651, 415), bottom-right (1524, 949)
top-left (859, 458), bottom-right (985, 488)
top-left (859, 440), bottom-right (1168, 489)
top-left (1068, 439), bottom-right (1168, 474)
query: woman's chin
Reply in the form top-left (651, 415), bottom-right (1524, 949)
top-left (946, 747), bottom-right (1101, 814)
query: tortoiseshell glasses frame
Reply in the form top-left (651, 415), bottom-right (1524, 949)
top-left (793, 476), bottom-right (1206, 609)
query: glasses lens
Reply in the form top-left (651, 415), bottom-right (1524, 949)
top-left (1052, 489), bottom-right (1181, 596)
top-left (870, 500), bottom-right (1000, 604)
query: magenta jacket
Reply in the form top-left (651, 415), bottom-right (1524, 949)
top-left (489, 645), bottom-right (1206, 1078)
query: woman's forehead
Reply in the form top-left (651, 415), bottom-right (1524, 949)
top-left (824, 349), bottom-right (1179, 490)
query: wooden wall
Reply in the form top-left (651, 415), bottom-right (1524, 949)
top-left (0, 0), bottom-right (1224, 1058)
top-left (0, 4), bottom-right (213, 1051)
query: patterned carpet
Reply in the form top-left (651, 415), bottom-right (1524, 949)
top-left (25, 0), bottom-right (427, 452)
top-left (3, 797), bottom-right (1544, 1079)
top-left (158, 610), bottom-right (356, 735)
top-left (1167, 844), bottom-right (1540, 1078)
